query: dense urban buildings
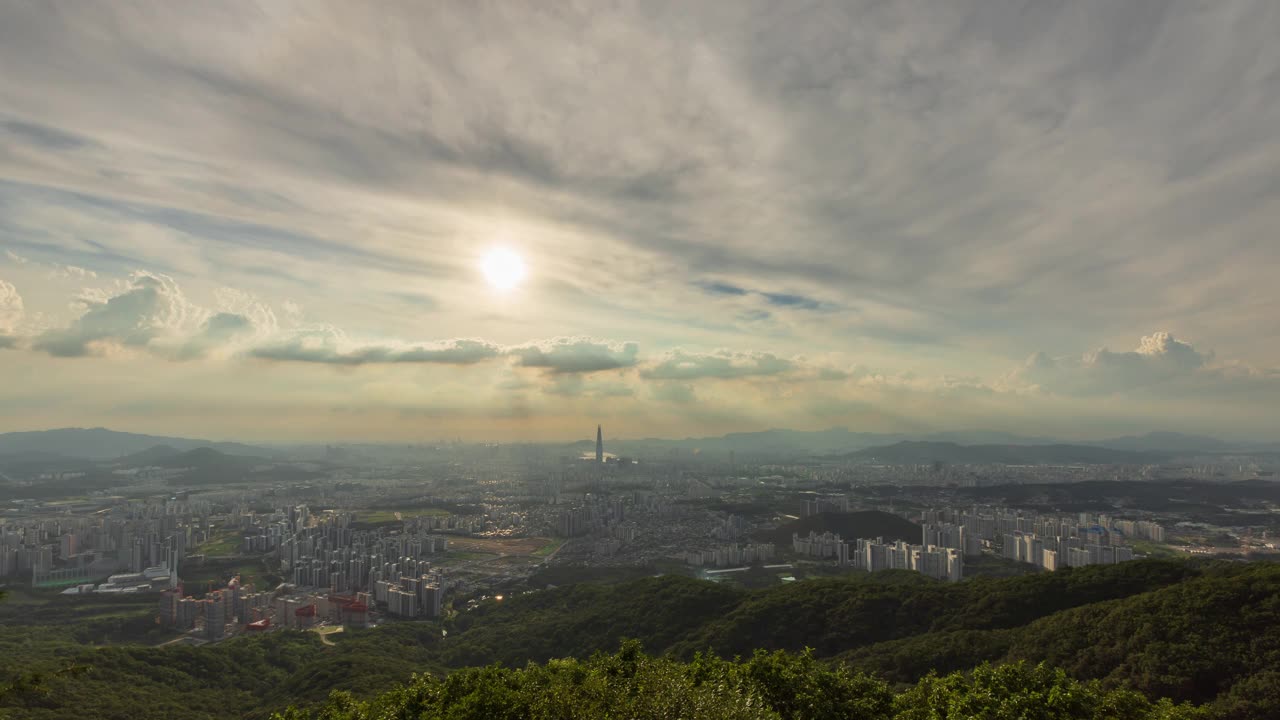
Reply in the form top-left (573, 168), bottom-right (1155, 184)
top-left (1, 424), bottom-right (1271, 645)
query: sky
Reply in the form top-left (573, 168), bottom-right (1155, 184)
top-left (1, 1), bottom-right (1279, 443)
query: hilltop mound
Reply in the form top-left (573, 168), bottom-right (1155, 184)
top-left (116, 444), bottom-right (183, 466)
top-left (157, 446), bottom-right (263, 468)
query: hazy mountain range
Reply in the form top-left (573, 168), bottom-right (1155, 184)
top-left (0, 427), bottom-right (275, 460)
top-left (592, 428), bottom-right (1278, 459)
top-left (0, 427), bottom-right (1275, 469)
top-left (842, 441), bottom-right (1171, 466)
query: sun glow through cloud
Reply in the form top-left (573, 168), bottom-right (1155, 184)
top-left (481, 247), bottom-right (527, 292)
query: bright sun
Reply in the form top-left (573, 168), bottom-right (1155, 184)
top-left (481, 247), bottom-right (527, 291)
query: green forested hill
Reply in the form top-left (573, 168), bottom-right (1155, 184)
top-left (2, 559), bottom-right (1279, 719)
top-left (273, 645), bottom-right (1208, 720)
top-left (758, 510), bottom-right (922, 546)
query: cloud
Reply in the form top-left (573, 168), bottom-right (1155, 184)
top-left (211, 287), bottom-right (279, 340)
top-left (542, 375), bottom-right (635, 398)
top-left (510, 337), bottom-right (640, 374)
top-left (1010, 331), bottom-right (1214, 395)
top-left (0, 279), bottom-right (22, 333)
top-left (176, 312), bottom-right (255, 360)
top-left (1, 117), bottom-right (93, 151)
top-left (4, 251), bottom-right (29, 265)
top-left (48, 263), bottom-right (97, 280)
top-left (696, 281), bottom-right (749, 297)
top-left (20, 271), bottom-right (290, 361)
top-left (1, 4), bottom-right (1280, 439)
top-left (762, 292), bottom-right (823, 310)
top-left (694, 281), bottom-right (830, 312)
top-left (3, 1), bottom-right (1277, 364)
top-left (651, 382), bottom-right (696, 404)
top-left (31, 271), bottom-right (198, 357)
top-left (817, 367), bottom-right (850, 381)
top-left (250, 330), bottom-right (501, 366)
top-left (641, 349), bottom-right (793, 380)
top-left (389, 292), bottom-right (437, 310)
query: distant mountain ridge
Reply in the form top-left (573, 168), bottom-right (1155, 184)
top-left (0, 427), bottom-right (276, 460)
top-left (1087, 431), bottom-right (1238, 453)
top-left (590, 428), bottom-right (1270, 460)
top-left (1, 426), bottom-right (1271, 463)
top-left (599, 428), bottom-right (1061, 457)
top-left (845, 441), bottom-right (1168, 466)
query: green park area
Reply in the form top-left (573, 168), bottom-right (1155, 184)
top-left (433, 551), bottom-right (498, 566)
top-left (0, 586), bottom-right (173, 663)
top-left (531, 538), bottom-right (565, 558)
top-left (179, 557), bottom-right (281, 596)
top-left (195, 529), bottom-right (243, 556)
top-left (1129, 540), bottom-right (1181, 558)
top-left (357, 508), bottom-right (451, 524)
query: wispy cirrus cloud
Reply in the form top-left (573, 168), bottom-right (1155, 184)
top-left (694, 280), bottom-right (831, 312)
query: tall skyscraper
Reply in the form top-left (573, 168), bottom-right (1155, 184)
top-left (595, 425), bottom-right (604, 463)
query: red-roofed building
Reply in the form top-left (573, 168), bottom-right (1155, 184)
top-left (295, 603), bottom-right (318, 628)
top-left (344, 601), bottom-right (370, 628)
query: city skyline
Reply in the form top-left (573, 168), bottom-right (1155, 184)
top-left (2, 2), bottom-right (1280, 442)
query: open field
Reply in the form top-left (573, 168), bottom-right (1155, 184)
top-left (1129, 540), bottom-right (1181, 558)
top-left (195, 529), bottom-right (242, 556)
top-left (434, 551), bottom-right (501, 566)
top-left (532, 538), bottom-right (565, 557)
top-left (180, 557), bottom-right (279, 596)
top-left (444, 536), bottom-right (554, 556)
top-left (357, 508), bottom-right (451, 524)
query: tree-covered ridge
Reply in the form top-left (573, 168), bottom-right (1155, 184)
top-left (271, 644), bottom-right (1206, 720)
top-left (449, 557), bottom-right (1202, 666)
top-left (3, 559), bottom-right (1280, 719)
